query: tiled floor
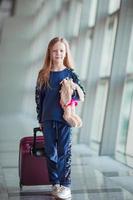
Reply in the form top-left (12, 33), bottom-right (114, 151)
top-left (1, 145), bottom-right (133, 200)
top-left (0, 115), bottom-right (133, 199)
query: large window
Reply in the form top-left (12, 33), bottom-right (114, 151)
top-left (100, 15), bottom-right (118, 77)
top-left (80, 31), bottom-right (92, 80)
top-left (79, 0), bottom-right (97, 29)
top-left (89, 14), bottom-right (118, 152)
top-left (116, 24), bottom-right (133, 157)
top-left (125, 25), bottom-right (133, 158)
top-left (126, 96), bottom-right (133, 157)
top-left (90, 80), bottom-right (109, 152)
top-left (67, 0), bottom-right (82, 37)
top-left (88, 0), bottom-right (98, 27)
top-left (116, 81), bottom-right (133, 154)
top-left (126, 25), bottom-right (133, 74)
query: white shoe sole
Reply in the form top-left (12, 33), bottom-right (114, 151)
top-left (56, 193), bottom-right (72, 199)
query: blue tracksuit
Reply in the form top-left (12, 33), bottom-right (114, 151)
top-left (35, 67), bottom-right (85, 186)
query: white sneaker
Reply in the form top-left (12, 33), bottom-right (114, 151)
top-left (56, 185), bottom-right (71, 199)
top-left (51, 184), bottom-right (60, 196)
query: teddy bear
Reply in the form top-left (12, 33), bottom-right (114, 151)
top-left (60, 78), bottom-right (84, 128)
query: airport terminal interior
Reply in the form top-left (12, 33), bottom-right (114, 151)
top-left (0, 0), bottom-right (133, 199)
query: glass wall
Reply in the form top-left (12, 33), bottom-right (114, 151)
top-left (72, 0), bottom-right (133, 167)
top-left (116, 81), bottom-right (133, 153)
top-left (116, 23), bottom-right (133, 162)
top-left (90, 80), bottom-right (109, 151)
top-left (99, 15), bottom-right (118, 77)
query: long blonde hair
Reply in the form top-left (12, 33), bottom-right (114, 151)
top-left (37, 37), bottom-right (75, 87)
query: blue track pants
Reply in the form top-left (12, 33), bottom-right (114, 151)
top-left (43, 120), bottom-right (72, 187)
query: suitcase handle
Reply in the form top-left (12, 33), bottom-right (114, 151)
top-left (32, 127), bottom-right (42, 155)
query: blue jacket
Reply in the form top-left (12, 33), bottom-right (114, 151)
top-left (35, 68), bottom-right (85, 124)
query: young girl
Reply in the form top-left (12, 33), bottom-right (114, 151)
top-left (35, 37), bottom-right (85, 199)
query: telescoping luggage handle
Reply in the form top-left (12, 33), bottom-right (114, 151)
top-left (32, 127), bottom-right (44, 156)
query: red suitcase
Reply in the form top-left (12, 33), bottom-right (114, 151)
top-left (19, 127), bottom-right (50, 189)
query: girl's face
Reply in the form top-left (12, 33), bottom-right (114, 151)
top-left (50, 41), bottom-right (66, 65)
